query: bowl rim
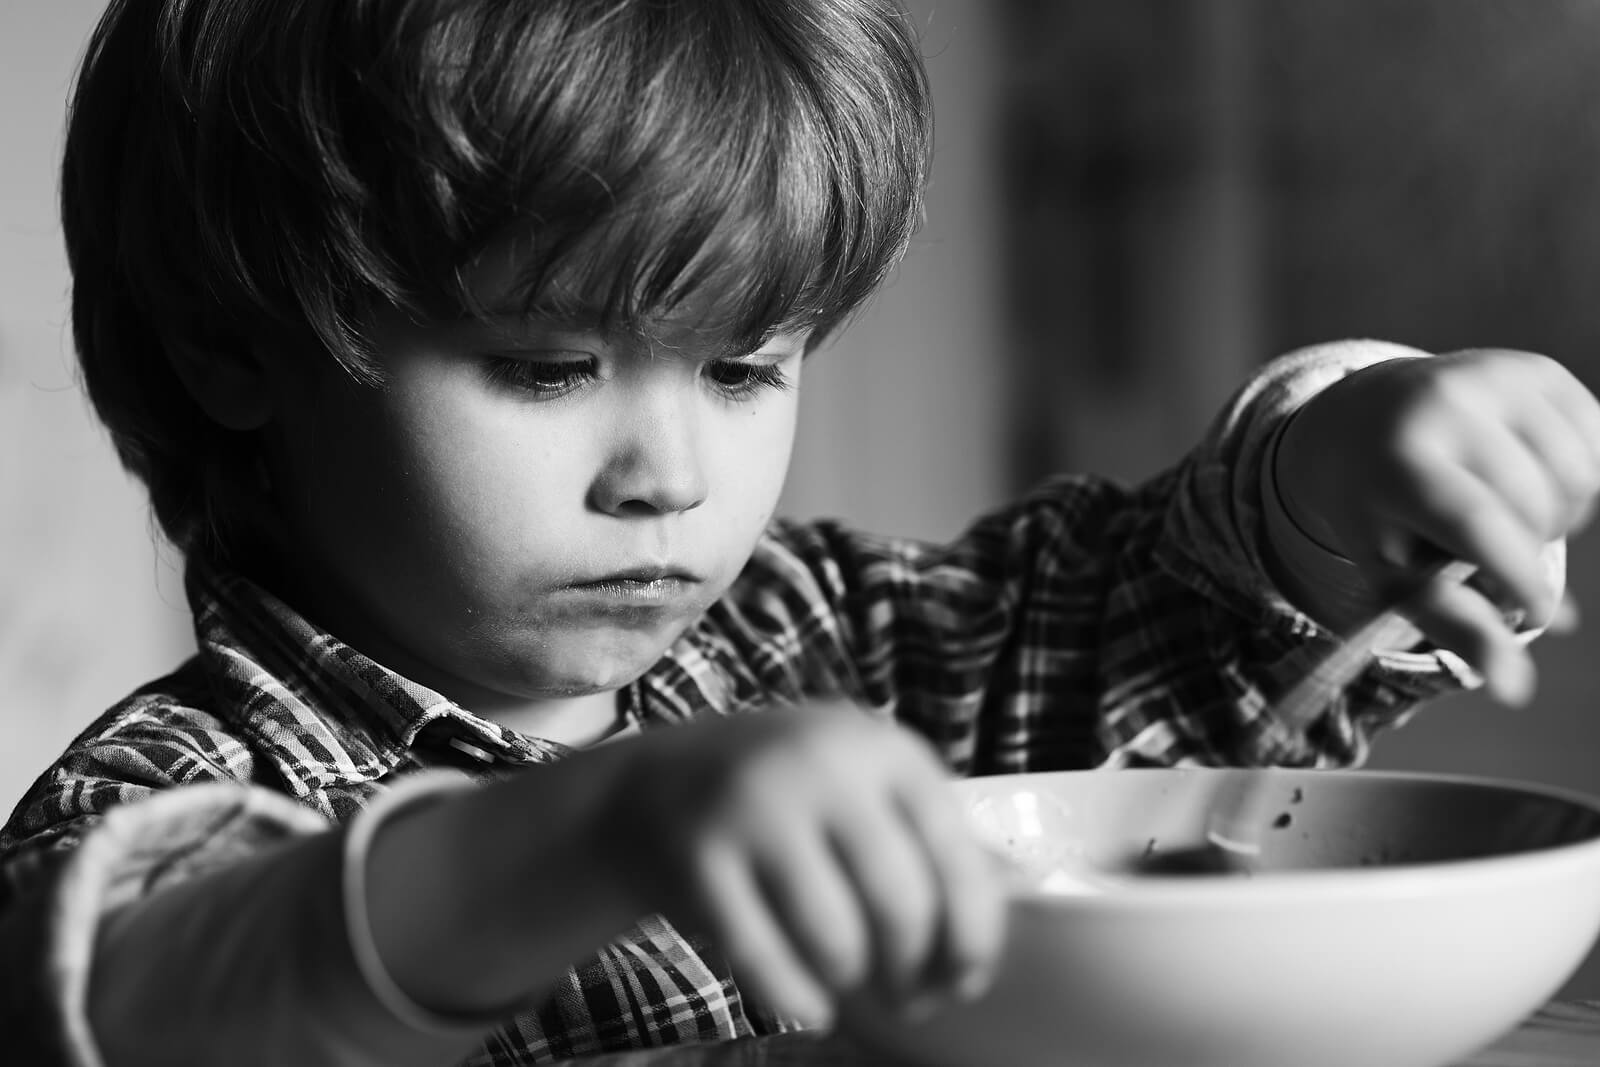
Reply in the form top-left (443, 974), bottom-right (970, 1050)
top-left (958, 766), bottom-right (1600, 908)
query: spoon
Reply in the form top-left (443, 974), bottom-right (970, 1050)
top-left (1134, 558), bottom-right (1477, 875)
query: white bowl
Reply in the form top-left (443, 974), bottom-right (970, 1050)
top-left (840, 768), bottom-right (1600, 1067)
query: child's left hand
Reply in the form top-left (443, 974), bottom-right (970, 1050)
top-left (1271, 347), bottom-right (1600, 705)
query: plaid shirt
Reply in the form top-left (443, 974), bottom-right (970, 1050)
top-left (0, 345), bottom-right (1475, 1065)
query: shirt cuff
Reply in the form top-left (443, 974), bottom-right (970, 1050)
top-left (47, 783), bottom-right (329, 1067)
top-left (1158, 339), bottom-right (1435, 633)
top-left (340, 769), bottom-right (505, 1033)
top-left (1259, 412), bottom-right (1384, 631)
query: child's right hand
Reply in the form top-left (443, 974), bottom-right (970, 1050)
top-left (596, 706), bottom-right (1007, 1026)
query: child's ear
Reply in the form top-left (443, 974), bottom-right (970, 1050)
top-left (165, 341), bottom-right (276, 431)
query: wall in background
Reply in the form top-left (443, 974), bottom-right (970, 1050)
top-left (0, 1), bottom-right (193, 809)
top-left (783, 3), bottom-right (1011, 536)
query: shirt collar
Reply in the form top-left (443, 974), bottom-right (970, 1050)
top-left (179, 542), bottom-right (794, 793)
top-left (185, 558), bottom-right (577, 795)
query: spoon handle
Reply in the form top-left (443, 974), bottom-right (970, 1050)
top-left (1270, 557), bottom-right (1476, 733)
top-left (1206, 558), bottom-right (1477, 857)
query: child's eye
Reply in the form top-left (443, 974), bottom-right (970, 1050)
top-left (482, 355), bottom-right (599, 399)
top-left (705, 359), bottom-right (791, 401)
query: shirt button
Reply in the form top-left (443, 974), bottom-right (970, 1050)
top-left (446, 736), bottom-right (497, 764)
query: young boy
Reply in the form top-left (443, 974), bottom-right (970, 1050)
top-left (2, 0), bottom-right (1595, 1064)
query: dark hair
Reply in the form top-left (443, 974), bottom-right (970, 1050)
top-left (63, 0), bottom-right (933, 561)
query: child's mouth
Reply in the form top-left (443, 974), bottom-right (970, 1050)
top-left (565, 566), bottom-right (703, 607)
top-left (577, 577), bottom-right (689, 602)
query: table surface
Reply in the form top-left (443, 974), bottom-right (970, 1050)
top-left (559, 999), bottom-right (1600, 1067)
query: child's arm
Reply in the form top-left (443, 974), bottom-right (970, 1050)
top-left (79, 767), bottom-right (637, 1067)
top-left (355, 709), bottom-right (1001, 1031)
top-left (6, 709), bottom-right (1001, 1065)
top-left (0, 778), bottom-right (488, 1067)
top-left (719, 342), bottom-right (1579, 772)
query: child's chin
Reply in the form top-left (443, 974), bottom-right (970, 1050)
top-left (516, 641), bottom-right (674, 694)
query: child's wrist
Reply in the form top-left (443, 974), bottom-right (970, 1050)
top-left (342, 770), bottom-right (511, 1032)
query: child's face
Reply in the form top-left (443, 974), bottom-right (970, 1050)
top-left (257, 254), bottom-right (806, 712)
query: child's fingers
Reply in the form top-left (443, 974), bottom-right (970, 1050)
top-left (1568, 495), bottom-right (1598, 538)
top-left (1510, 399), bottom-right (1600, 534)
top-left (1402, 463), bottom-right (1557, 622)
top-left (696, 841), bottom-right (836, 1027)
top-left (829, 800), bottom-right (940, 1007)
top-left (1403, 573), bottom-right (1536, 706)
top-left (1535, 360), bottom-right (1600, 467)
top-left (1546, 591), bottom-right (1582, 635)
top-left (896, 777), bottom-right (1008, 1004)
top-left (1459, 422), bottom-right (1572, 542)
top-left (752, 826), bottom-right (872, 994)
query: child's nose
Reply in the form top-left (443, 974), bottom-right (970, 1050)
top-left (588, 411), bottom-right (709, 516)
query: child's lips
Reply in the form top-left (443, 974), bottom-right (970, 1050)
top-left (574, 576), bottom-right (690, 601)
top-left (563, 566), bottom-right (704, 606)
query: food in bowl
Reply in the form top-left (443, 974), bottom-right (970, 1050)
top-left (839, 767), bottom-right (1600, 1067)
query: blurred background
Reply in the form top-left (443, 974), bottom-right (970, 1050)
top-left (4, 0), bottom-right (1600, 995)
